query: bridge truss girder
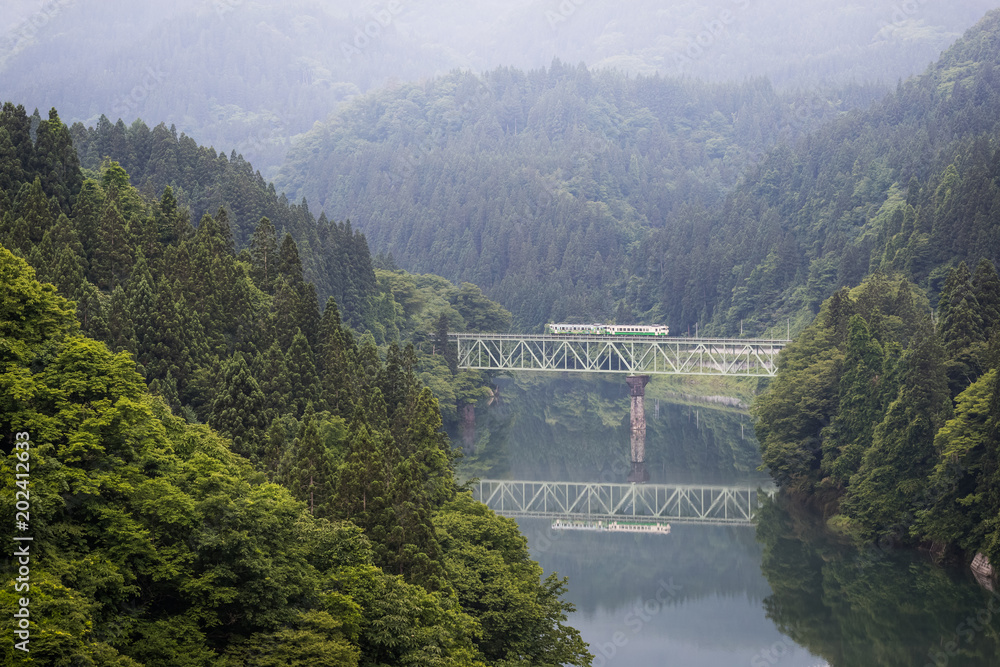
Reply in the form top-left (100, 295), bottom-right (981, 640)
top-left (452, 334), bottom-right (785, 377)
top-left (473, 480), bottom-right (777, 526)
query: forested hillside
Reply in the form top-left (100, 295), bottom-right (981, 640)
top-left (2, 0), bottom-right (994, 177)
top-left (275, 64), bottom-right (884, 327)
top-left (0, 103), bottom-right (586, 665)
top-left (753, 248), bottom-right (1000, 566)
top-left (639, 9), bottom-right (1000, 334)
top-left (273, 10), bottom-right (1000, 334)
top-left (746, 11), bottom-right (1000, 569)
top-left (64, 115), bottom-right (382, 333)
top-left (12, 8), bottom-right (998, 333)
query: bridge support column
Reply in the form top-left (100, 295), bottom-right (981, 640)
top-left (626, 375), bottom-right (651, 483)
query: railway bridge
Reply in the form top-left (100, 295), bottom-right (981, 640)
top-left (449, 333), bottom-right (786, 377)
top-left (450, 333), bottom-right (788, 481)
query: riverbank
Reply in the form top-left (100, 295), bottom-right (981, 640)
top-left (647, 374), bottom-right (768, 408)
top-left (777, 491), bottom-right (999, 593)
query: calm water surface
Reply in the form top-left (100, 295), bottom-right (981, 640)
top-left (457, 375), bottom-right (1000, 667)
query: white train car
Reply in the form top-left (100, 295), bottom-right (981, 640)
top-left (547, 323), bottom-right (669, 336)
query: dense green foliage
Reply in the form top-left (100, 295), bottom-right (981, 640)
top-left (735, 9), bottom-right (1000, 592)
top-left (66, 115), bottom-right (380, 330)
top-left (2, 101), bottom-right (510, 427)
top-left (0, 105), bottom-right (589, 664)
top-left (754, 265), bottom-right (1000, 566)
top-left (0, 247), bottom-right (436, 665)
top-left (276, 64), bottom-right (883, 327)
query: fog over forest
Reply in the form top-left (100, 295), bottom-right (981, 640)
top-left (2, 0), bottom-right (997, 176)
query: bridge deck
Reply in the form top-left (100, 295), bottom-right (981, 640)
top-left (451, 334), bottom-right (787, 377)
top-left (473, 479), bottom-right (777, 526)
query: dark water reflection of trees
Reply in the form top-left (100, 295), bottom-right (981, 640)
top-left (456, 374), bottom-right (767, 485)
top-left (756, 497), bottom-right (1000, 667)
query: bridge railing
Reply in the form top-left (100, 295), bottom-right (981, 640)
top-left (473, 479), bottom-right (778, 526)
top-left (451, 333), bottom-right (791, 345)
top-left (450, 334), bottom-right (787, 377)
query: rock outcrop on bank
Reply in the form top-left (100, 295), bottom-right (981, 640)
top-left (971, 553), bottom-right (995, 591)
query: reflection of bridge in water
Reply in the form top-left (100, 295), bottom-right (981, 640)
top-left (452, 334), bottom-right (788, 483)
top-left (473, 479), bottom-right (777, 526)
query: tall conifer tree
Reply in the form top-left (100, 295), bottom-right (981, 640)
top-left (286, 329), bottom-right (321, 418)
top-left (91, 200), bottom-right (133, 291)
top-left (12, 177), bottom-right (54, 248)
top-left (0, 127), bottom-right (25, 195)
top-left (842, 330), bottom-right (950, 539)
top-left (973, 258), bottom-right (1000, 335)
top-left (33, 108), bottom-right (82, 212)
top-left (257, 341), bottom-right (292, 424)
top-left (211, 352), bottom-right (268, 460)
top-left (317, 296), bottom-right (357, 418)
top-left (822, 315), bottom-right (887, 486)
top-left (278, 406), bottom-right (333, 515)
top-left (249, 216), bottom-right (278, 293)
top-left (71, 179), bottom-right (105, 264)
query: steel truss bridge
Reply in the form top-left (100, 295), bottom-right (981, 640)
top-left (473, 480), bottom-right (777, 526)
top-left (451, 334), bottom-right (787, 376)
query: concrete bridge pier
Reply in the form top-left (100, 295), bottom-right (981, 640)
top-left (626, 375), bottom-right (651, 483)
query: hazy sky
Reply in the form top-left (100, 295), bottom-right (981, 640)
top-left (4, 0), bottom-right (999, 175)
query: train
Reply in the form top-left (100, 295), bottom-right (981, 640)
top-left (546, 323), bottom-right (670, 336)
top-left (551, 519), bottom-right (671, 534)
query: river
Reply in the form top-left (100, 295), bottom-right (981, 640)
top-left (456, 374), bottom-right (1000, 667)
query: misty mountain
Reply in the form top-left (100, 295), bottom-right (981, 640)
top-left (274, 8), bottom-right (1000, 333)
top-left (635, 7), bottom-right (1000, 334)
top-left (272, 64), bottom-right (885, 327)
top-left (1, 0), bottom-right (996, 178)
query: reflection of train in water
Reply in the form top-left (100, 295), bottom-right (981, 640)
top-left (551, 519), bottom-right (671, 534)
top-left (547, 323), bottom-right (670, 336)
